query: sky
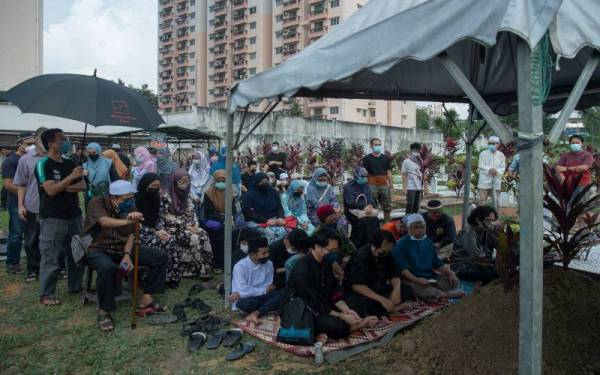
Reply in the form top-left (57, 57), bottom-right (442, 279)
top-left (43, 0), bottom-right (158, 91)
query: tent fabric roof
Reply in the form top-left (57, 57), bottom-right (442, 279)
top-left (229, 0), bottom-right (600, 115)
top-left (111, 125), bottom-right (221, 141)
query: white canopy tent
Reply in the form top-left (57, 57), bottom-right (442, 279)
top-left (223, 0), bottom-right (600, 372)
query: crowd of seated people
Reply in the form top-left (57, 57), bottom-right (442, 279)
top-left (4, 129), bottom-right (511, 335)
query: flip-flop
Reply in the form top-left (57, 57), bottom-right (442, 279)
top-left (222, 328), bottom-right (243, 348)
top-left (187, 332), bottom-right (207, 353)
top-left (225, 341), bottom-right (256, 361)
top-left (146, 314), bottom-right (178, 325)
top-left (97, 313), bottom-right (114, 332)
top-left (173, 304), bottom-right (187, 322)
top-left (206, 331), bottom-right (227, 350)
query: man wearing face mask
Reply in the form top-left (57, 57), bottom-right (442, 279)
top-left (264, 141), bottom-right (287, 176)
top-left (286, 228), bottom-right (378, 342)
top-left (477, 136), bottom-right (506, 206)
top-left (229, 236), bottom-right (286, 324)
top-left (556, 135), bottom-right (593, 191)
top-left (401, 143), bottom-right (424, 214)
top-left (345, 230), bottom-right (412, 317)
top-left (362, 138), bottom-right (393, 222)
top-left (35, 128), bottom-right (86, 306)
top-left (392, 214), bottom-right (463, 303)
top-left (84, 180), bottom-right (168, 331)
top-left (316, 204), bottom-right (357, 258)
top-left (268, 228), bottom-right (310, 289)
top-left (241, 160), bottom-right (258, 193)
top-left (14, 127), bottom-right (47, 281)
top-left (2, 132), bottom-right (35, 274)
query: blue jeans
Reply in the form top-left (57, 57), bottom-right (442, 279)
top-left (6, 200), bottom-right (25, 267)
top-left (236, 289), bottom-right (286, 316)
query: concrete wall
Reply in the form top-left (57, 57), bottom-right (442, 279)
top-left (163, 105), bottom-right (445, 154)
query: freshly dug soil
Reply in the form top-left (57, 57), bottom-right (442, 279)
top-left (366, 268), bottom-right (600, 374)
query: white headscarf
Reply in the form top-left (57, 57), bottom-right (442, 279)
top-left (189, 151), bottom-right (210, 191)
top-left (406, 214), bottom-right (427, 241)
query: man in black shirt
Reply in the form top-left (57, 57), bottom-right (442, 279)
top-left (268, 228), bottom-right (310, 289)
top-left (423, 200), bottom-right (457, 260)
top-left (362, 138), bottom-right (393, 222)
top-left (35, 128), bottom-right (86, 306)
top-left (2, 133), bottom-right (35, 274)
top-left (286, 228), bottom-right (378, 342)
top-left (345, 230), bottom-right (411, 317)
top-left (241, 160), bottom-right (258, 194)
top-left (263, 141), bottom-right (287, 176)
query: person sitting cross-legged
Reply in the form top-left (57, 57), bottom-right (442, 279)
top-left (229, 237), bottom-right (286, 324)
top-left (268, 228), bottom-right (310, 290)
top-left (422, 199), bottom-right (457, 260)
top-left (286, 228), bottom-right (378, 342)
top-left (84, 180), bottom-right (168, 332)
top-left (345, 230), bottom-right (412, 317)
top-left (392, 214), bottom-right (464, 303)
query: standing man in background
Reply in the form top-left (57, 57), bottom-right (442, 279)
top-left (477, 136), bottom-right (505, 206)
top-left (2, 133), bottom-right (35, 274)
top-left (401, 143), bottom-right (424, 214)
top-left (556, 135), bottom-right (594, 193)
top-left (264, 141), bottom-right (287, 176)
top-left (362, 138), bottom-right (393, 222)
top-left (14, 127), bottom-right (47, 282)
top-left (111, 143), bottom-right (131, 169)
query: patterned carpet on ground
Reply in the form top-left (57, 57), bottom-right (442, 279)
top-left (233, 282), bottom-right (475, 362)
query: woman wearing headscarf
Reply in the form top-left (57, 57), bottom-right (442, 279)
top-left (156, 147), bottom-right (177, 187)
top-left (209, 146), bottom-right (242, 190)
top-left (306, 168), bottom-right (341, 226)
top-left (132, 146), bottom-right (157, 187)
top-left (102, 149), bottom-right (128, 180)
top-left (189, 151), bottom-right (211, 205)
top-left (83, 142), bottom-right (118, 206)
top-left (281, 179), bottom-right (315, 235)
top-left (157, 168), bottom-right (213, 288)
top-left (202, 169), bottom-right (240, 271)
top-left (242, 172), bottom-right (287, 244)
top-left (343, 167), bottom-right (380, 248)
top-left (135, 173), bottom-right (171, 247)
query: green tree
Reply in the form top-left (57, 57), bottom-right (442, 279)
top-left (289, 99), bottom-right (303, 117)
top-left (431, 108), bottom-right (465, 139)
top-left (416, 107), bottom-right (430, 130)
top-left (582, 107), bottom-right (600, 147)
top-left (117, 79), bottom-right (158, 107)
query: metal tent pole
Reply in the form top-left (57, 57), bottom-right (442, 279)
top-left (223, 103), bottom-right (235, 308)
top-left (461, 104), bottom-right (475, 230)
top-left (516, 38), bottom-right (544, 375)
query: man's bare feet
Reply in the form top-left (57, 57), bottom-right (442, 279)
top-left (244, 311), bottom-right (261, 325)
top-left (447, 290), bottom-right (467, 298)
top-left (393, 302), bottom-right (411, 312)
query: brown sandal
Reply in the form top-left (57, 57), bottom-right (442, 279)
top-left (97, 313), bottom-right (114, 332)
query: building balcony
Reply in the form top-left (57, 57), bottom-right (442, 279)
top-left (160, 22), bottom-right (174, 31)
top-left (232, 27), bottom-right (247, 36)
top-left (282, 15), bottom-right (299, 26)
top-left (176, 4), bottom-right (188, 13)
top-left (159, 0), bottom-right (172, 6)
top-left (308, 0), bottom-right (325, 4)
top-left (211, 48), bottom-right (227, 57)
top-left (160, 10), bottom-right (174, 20)
top-left (175, 16), bottom-right (188, 25)
top-left (233, 15), bottom-right (248, 25)
top-left (233, 58), bottom-right (247, 67)
top-left (176, 71), bottom-right (189, 78)
top-left (307, 98), bottom-right (326, 107)
top-left (211, 18), bottom-right (228, 29)
top-left (309, 7), bottom-right (328, 21)
top-left (232, 0), bottom-right (247, 9)
top-left (212, 4), bottom-right (227, 17)
top-left (213, 64), bottom-right (227, 72)
top-left (282, 0), bottom-right (300, 11)
top-left (232, 32), bottom-right (247, 41)
top-left (282, 31), bottom-right (300, 43)
top-left (309, 24), bottom-right (328, 38)
top-left (232, 44), bottom-right (248, 53)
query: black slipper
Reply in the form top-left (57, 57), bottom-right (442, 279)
top-left (183, 298), bottom-right (212, 315)
top-left (206, 331), bottom-right (227, 350)
top-left (222, 328), bottom-right (243, 348)
top-left (187, 332), bottom-right (207, 352)
top-left (173, 304), bottom-right (187, 322)
top-left (225, 341), bottom-right (256, 361)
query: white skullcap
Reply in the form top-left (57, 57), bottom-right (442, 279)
top-left (488, 136), bottom-right (500, 143)
top-left (290, 172), bottom-right (301, 180)
top-left (111, 143), bottom-right (121, 149)
top-left (405, 213), bottom-right (426, 227)
top-left (109, 180), bottom-right (136, 196)
top-left (279, 173), bottom-right (289, 180)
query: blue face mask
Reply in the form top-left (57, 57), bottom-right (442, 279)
top-left (316, 181), bottom-right (329, 188)
top-left (60, 139), bottom-right (72, 155)
top-left (323, 252), bottom-right (338, 265)
top-left (357, 176), bottom-right (368, 185)
top-left (488, 144), bottom-right (497, 153)
top-left (372, 145), bottom-right (383, 154)
top-left (570, 143), bottom-right (582, 153)
top-left (215, 182), bottom-right (226, 190)
top-left (118, 198), bottom-right (135, 214)
top-left (325, 222), bottom-right (338, 231)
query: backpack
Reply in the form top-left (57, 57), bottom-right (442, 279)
top-left (276, 296), bottom-right (315, 346)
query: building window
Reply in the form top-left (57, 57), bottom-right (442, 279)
top-left (330, 0), bottom-right (339, 7)
top-left (250, 37), bottom-right (257, 44)
top-left (190, 12), bottom-right (195, 19)
top-left (370, 109), bottom-right (376, 117)
top-left (330, 17), bottom-right (340, 26)
top-left (189, 66), bottom-right (195, 72)
top-left (250, 21), bottom-right (257, 29)
top-left (356, 108), bottom-right (361, 113)
top-left (189, 52), bottom-right (195, 58)
top-left (190, 0), bottom-right (195, 5)
top-left (189, 39), bottom-right (195, 45)
top-left (314, 108), bottom-right (323, 116)
top-left (275, 47), bottom-right (283, 54)
top-left (189, 79), bottom-right (196, 85)
top-left (363, 110), bottom-right (367, 116)
top-left (249, 6), bottom-right (257, 14)
top-left (189, 26), bottom-right (195, 32)
top-left (249, 52), bottom-right (257, 60)
top-left (249, 67), bottom-right (257, 75)
top-left (330, 106), bottom-right (339, 115)
top-left (402, 114), bottom-right (408, 119)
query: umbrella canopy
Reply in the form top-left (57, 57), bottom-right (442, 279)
top-left (229, 0), bottom-right (600, 115)
top-left (2, 73), bottom-right (164, 131)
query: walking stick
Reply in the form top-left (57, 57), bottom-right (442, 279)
top-left (491, 175), bottom-right (498, 212)
top-left (131, 221), bottom-right (141, 329)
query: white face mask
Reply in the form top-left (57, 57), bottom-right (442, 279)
top-left (193, 159), bottom-right (202, 166)
top-left (25, 145), bottom-right (36, 153)
top-left (286, 246), bottom-right (297, 255)
top-left (240, 244), bottom-right (249, 253)
top-left (410, 234), bottom-right (427, 241)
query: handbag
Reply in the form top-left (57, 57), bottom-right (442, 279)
top-left (71, 234), bottom-right (93, 265)
top-left (203, 219), bottom-right (224, 231)
top-left (276, 296), bottom-right (316, 346)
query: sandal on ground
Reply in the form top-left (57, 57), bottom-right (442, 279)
top-left (25, 272), bottom-right (38, 283)
top-left (225, 341), bottom-right (256, 361)
top-left (40, 296), bottom-right (61, 306)
top-left (206, 330), bottom-right (227, 350)
top-left (146, 314), bottom-right (178, 325)
top-left (138, 301), bottom-right (168, 313)
top-left (188, 284), bottom-right (204, 297)
top-left (182, 298), bottom-right (211, 315)
top-left (199, 273), bottom-right (213, 281)
top-left (187, 332), bottom-right (208, 352)
top-left (172, 303), bottom-right (187, 322)
top-left (222, 328), bottom-right (243, 348)
top-left (97, 313), bottom-right (114, 332)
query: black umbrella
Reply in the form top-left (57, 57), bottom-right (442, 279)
top-left (1, 71), bottom-right (164, 146)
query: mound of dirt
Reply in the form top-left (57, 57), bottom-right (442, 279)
top-left (388, 269), bottom-right (600, 374)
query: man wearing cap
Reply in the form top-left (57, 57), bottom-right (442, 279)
top-left (422, 200), bottom-right (457, 260)
top-left (2, 132), bottom-right (36, 274)
top-left (264, 141), bottom-right (287, 176)
top-left (35, 128), bottom-right (86, 305)
top-left (392, 214), bottom-right (463, 302)
top-left (14, 127), bottom-right (47, 281)
top-left (111, 143), bottom-right (131, 169)
top-left (477, 136), bottom-right (506, 206)
top-left (84, 180), bottom-right (168, 331)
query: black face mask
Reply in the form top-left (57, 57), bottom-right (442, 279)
top-left (293, 191), bottom-right (303, 197)
top-left (258, 257), bottom-right (269, 264)
top-left (258, 183), bottom-right (269, 191)
top-left (88, 154), bottom-right (99, 161)
top-left (146, 188), bottom-right (160, 195)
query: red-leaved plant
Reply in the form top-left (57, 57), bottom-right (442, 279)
top-left (419, 144), bottom-right (439, 185)
top-left (283, 143), bottom-right (303, 174)
top-left (442, 137), bottom-right (460, 166)
top-left (496, 223), bottom-right (520, 291)
top-left (305, 144), bottom-right (319, 176)
top-left (319, 138), bottom-right (345, 185)
top-left (543, 165), bottom-right (600, 269)
top-left (447, 164), bottom-right (465, 198)
top-left (238, 146), bottom-right (259, 169)
top-left (344, 143), bottom-right (365, 172)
